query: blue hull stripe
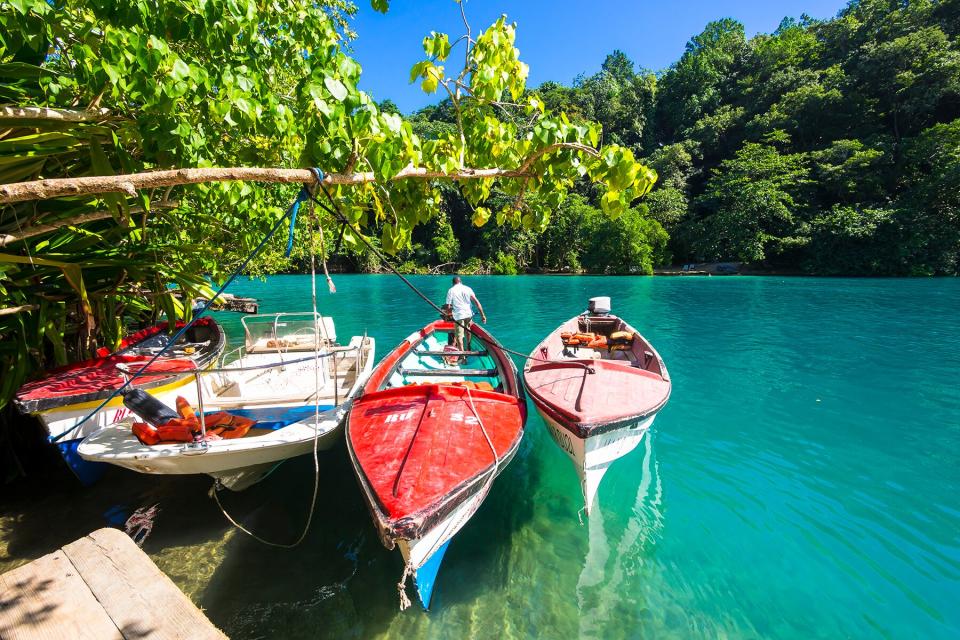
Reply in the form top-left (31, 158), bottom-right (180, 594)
top-left (57, 439), bottom-right (107, 487)
top-left (414, 540), bottom-right (451, 610)
top-left (203, 405), bottom-right (334, 431)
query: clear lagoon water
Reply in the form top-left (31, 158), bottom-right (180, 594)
top-left (2, 275), bottom-right (959, 639)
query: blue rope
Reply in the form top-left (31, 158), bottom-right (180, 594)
top-left (51, 175), bottom-right (322, 444)
top-left (284, 169), bottom-right (324, 257)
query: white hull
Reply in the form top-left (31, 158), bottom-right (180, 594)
top-left (78, 333), bottom-right (375, 489)
top-left (38, 325), bottom-right (363, 443)
top-left (539, 409), bottom-right (656, 515)
top-left (396, 489), bottom-right (486, 571)
top-left (78, 404), bottom-right (349, 490)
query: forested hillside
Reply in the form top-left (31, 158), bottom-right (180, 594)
top-left (359, 0), bottom-right (959, 275)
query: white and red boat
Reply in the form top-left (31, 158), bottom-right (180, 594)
top-left (523, 297), bottom-right (670, 515)
top-left (346, 320), bottom-right (525, 610)
top-left (14, 317), bottom-right (226, 484)
top-left (77, 312), bottom-right (375, 490)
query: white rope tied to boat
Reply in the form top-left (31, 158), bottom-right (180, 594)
top-left (317, 219), bottom-right (336, 294)
top-left (397, 561), bottom-right (414, 611)
top-left (210, 200), bottom-right (326, 549)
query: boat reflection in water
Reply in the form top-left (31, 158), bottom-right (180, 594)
top-left (576, 430), bottom-right (664, 639)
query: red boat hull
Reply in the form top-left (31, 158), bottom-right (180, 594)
top-left (348, 383), bottom-right (523, 538)
top-left (346, 320), bottom-right (526, 541)
top-left (14, 317), bottom-right (225, 414)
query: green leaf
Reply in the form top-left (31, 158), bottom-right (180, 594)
top-left (171, 58), bottom-right (190, 82)
top-left (409, 61), bottom-right (429, 83)
top-left (423, 32), bottom-right (451, 61)
top-left (472, 206), bottom-right (491, 227)
top-left (324, 76), bottom-right (348, 101)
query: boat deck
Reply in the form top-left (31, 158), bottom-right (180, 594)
top-left (0, 528), bottom-right (226, 640)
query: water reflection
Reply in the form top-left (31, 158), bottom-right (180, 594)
top-left (577, 430), bottom-right (664, 639)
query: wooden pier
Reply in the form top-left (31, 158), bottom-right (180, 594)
top-left (0, 528), bottom-right (226, 640)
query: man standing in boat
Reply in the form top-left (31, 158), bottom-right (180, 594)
top-left (445, 276), bottom-right (486, 355)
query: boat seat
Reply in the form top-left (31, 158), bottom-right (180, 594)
top-left (416, 350), bottom-right (488, 357)
top-left (399, 367), bottom-right (498, 377)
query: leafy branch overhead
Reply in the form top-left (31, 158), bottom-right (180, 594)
top-left (2, 3), bottom-right (655, 251)
top-left (364, 12), bottom-right (656, 252)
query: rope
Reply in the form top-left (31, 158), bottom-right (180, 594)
top-left (308, 186), bottom-right (444, 315)
top-left (317, 220), bottom-right (336, 294)
top-left (52, 185), bottom-right (311, 444)
top-left (307, 187), bottom-right (594, 377)
top-left (397, 562), bottom-right (414, 611)
top-left (210, 196), bottom-right (327, 548)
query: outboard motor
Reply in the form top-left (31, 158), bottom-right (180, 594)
top-left (588, 296), bottom-right (611, 315)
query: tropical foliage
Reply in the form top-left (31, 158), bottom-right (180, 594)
top-left (0, 0), bottom-right (656, 408)
top-left (492, 0), bottom-right (959, 276)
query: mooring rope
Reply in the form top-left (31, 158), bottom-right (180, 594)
top-left (210, 192), bottom-right (330, 548)
top-left (307, 186), bottom-right (594, 376)
top-left (309, 185), bottom-right (446, 316)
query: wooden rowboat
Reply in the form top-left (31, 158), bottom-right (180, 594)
top-left (523, 298), bottom-right (670, 515)
top-left (346, 320), bottom-right (525, 610)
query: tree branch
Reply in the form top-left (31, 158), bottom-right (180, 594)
top-left (0, 143), bottom-right (602, 204)
top-left (0, 304), bottom-right (39, 316)
top-left (515, 142), bottom-right (599, 174)
top-left (0, 106), bottom-right (115, 122)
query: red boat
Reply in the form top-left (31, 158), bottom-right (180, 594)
top-left (15, 317), bottom-right (225, 414)
top-left (346, 320), bottom-right (525, 610)
top-left (523, 297), bottom-right (670, 514)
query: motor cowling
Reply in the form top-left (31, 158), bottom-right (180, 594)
top-left (588, 296), bottom-right (611, 315)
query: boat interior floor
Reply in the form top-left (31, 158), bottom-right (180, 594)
top-left (561, 344), bottom-right (640, 364)
top-left (209, 347), bottom-right (367, 406)
top-left (389, 331), bottom-right (503, 392)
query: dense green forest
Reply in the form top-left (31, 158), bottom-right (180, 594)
top-left (334, 0), bottom-right (959, 276)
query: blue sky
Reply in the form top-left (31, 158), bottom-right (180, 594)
top-left (347, 0), bottom-right (850, 113)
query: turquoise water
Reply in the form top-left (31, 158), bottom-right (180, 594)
top-left (2, 276), bottom-right (959, 638)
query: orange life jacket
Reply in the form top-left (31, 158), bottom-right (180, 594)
top-left (587, 336), bottom-right (608, 349)
top-left (132, 421), bottom-right (196, 445)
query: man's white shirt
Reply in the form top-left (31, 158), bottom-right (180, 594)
top-left (446, 283), bottom-right (476, 321)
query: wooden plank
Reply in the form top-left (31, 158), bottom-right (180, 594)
top-left (62, 528), bottom-right (226, 640)
top-left (0, 549), bottom-right (121, 640)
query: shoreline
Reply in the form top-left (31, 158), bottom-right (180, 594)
top-left (248, 270), bottom-right (957, 278)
